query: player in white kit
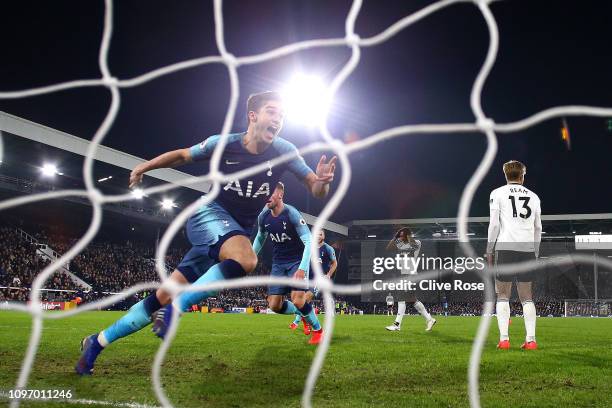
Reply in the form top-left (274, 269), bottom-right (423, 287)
top-left (385, 293), bottom-right (394, 315)
top-left (385, 227), bottom-right (437, 332)
top-left (486, 160), bottom-right (542, 350)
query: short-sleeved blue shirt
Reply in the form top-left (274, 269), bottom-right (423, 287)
top-left (190, 133), bottom-right (312, 229)
top-left (256, 204), bottom-right (310, 265)
top-left (317, 242), bottom-right (336, 273)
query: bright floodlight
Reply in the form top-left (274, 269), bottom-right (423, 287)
top-left (281, 74), bottom-right (331, 127)
top-left (161, 199), bottom-right (175, 210)
top-left (41, 163), bottom-right (58, 177)
top-left (131, 188), bottom-right (145, 199)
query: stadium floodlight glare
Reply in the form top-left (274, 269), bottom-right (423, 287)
top-left (40, 163), bottom-right (58, 177)
top-left (131, 188), bottom-right (145, 199)
top-left (281, 73), bottom-right (332, 127)
top-left (161, 199), bottom-right (176, 210)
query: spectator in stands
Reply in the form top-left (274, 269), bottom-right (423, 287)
top-left (0, 225), bottom-right (570, 316)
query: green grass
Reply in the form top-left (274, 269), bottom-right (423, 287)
top-left (0, 311), bottom-right (611, 407)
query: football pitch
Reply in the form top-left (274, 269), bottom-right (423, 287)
top-left (0, 311), bottom-right (610, 408)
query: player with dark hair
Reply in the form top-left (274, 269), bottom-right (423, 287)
top-left (252, 182), bottom-right (323, 345)
top-left (385, 227), bottom-right (436, 332)
top-left (76, 91), bottom-right (337, 374)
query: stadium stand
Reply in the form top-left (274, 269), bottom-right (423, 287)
top-left (0, 223), bottom-right (290, 311)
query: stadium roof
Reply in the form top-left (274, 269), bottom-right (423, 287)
top-left (0, 111), bottom-right (348, 235)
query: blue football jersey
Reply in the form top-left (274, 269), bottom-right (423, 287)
top-left (256, 204), bottom-right (311, 266)
top-left (317, 242), bottom-right (336, 273)
top-left (190, 132), bottom-right (313, 229)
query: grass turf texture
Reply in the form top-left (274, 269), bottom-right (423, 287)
top-left (0, 311), bottom-right (610, 407)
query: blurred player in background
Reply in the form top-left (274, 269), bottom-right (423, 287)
top-left (386, 293), bottom-right (394, 316)
top-left (385, 227), bottom-right (436, 332)
top-left (487, 160), bottom-right (542, 350)
top-left (290, 229), bottom-right (337, 334)
top-left (252, 182), bottom-right (324, 345)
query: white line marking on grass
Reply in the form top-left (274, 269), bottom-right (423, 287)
top-left (0, 392), bottom-right (161, 408)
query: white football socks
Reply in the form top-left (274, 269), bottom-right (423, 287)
top-left (97, 331), bottom-right (109, 347)
top-left (522, 300), bottom-right (537, 342)
top-left (496, 300), bottom-right (510, 341)
top-left (414, 300), bottom-right (432, 321)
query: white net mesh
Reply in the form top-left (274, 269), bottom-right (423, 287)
top-left (2, 0), bottom-right (612, 407)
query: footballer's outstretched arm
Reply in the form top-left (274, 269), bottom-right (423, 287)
top-left (129, 135), bottom-right (223, 188)
top-left (129, 148), bottom-right (192, 188)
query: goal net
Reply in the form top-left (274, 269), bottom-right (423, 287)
top-left (2, 1), bottom-right (612, 408)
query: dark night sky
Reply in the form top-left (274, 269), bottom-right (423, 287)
top-left (1, 0), bottom-right (611, 223)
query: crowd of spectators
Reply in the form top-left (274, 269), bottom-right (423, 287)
top-left (204, 287), bottom-right (269, 312)
top-left (0, 225), bottom-right (592, 317)
top-left (0, 226), bottom-right (287, 311)
top-left (0, 227), bottom-right (86, 302)
top-left (70, 242), bottom-right (184, 293)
